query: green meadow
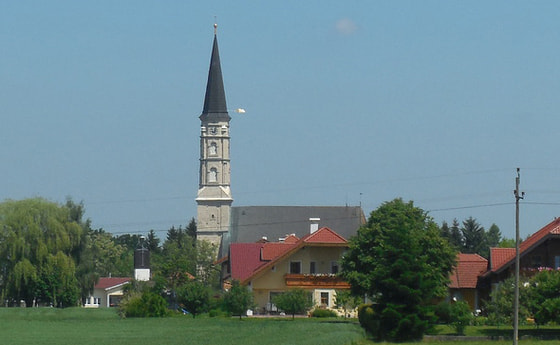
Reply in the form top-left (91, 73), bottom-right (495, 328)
top-left (0, 308), bottom-right (558, 345)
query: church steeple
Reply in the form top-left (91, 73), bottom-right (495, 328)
top-left (196, 24), bottom-right (233, 251)
top-left (201, 26), bottom-right (230, 121)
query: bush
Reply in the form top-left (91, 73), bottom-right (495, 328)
top-left (434, 301), bottom-right (452, 324)
top-left (311, 308), bottom-right (338, 318)
top-left (449, 301), bottom-right (472, 335)
top-left (358, 304), bottom-right (379, 336)
top-left (357, 303), bottom-right (426, 342)
top-left (119, 291), bottom-right (169, 318)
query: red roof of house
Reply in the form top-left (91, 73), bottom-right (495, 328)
top-left (489, 248), bottom-right (515, 271)
top-left (229, 227), bottom-right (348, 284)
top-left (229, 243), bottom-right (267, 282)
top-left (95, 277), bottom-right (131, 290)
top-left (283, 234), bottom-right (299, 244)
top-left (261, 242), bottom-right (296, 261)
top-left (489, 218), bottom-right (560, 273)
top-left (301, 227), bottom-right (347, 244)
top-left (449, 254), bottom-right (488, 289)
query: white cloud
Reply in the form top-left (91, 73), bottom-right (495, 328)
top-left (335, 18), bottom-right (358, 35)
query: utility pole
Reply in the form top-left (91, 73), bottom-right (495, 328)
top-left (513, 167), bottom-right (524, 345)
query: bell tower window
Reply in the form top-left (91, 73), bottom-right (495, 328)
top-left (209, 142), bottom-right (217, 156)
top-left (208, 168), bottom-right (218, 183)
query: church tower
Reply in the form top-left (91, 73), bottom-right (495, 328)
top-left (196, 24), bottom-right (233, 248)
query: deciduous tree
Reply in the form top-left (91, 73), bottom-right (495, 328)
top-left (0, 198), bottom-right (85, 306)
top-left (177, 280), bottom-right (210, 318)
top-left (223, 280), bottom-right (253, 319)
top-left (341, 198), bottom-right (456, 341)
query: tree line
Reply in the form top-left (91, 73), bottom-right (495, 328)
top-left (0, 198), bottom-right (215, 308)
top-left (440, 217), bottom-right (514, 259)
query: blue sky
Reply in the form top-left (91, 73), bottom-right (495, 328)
top-left (2, 1), bottom-right (560, 240)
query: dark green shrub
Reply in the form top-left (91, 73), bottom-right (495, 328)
top-left (209, 308), bottom-right (227, 317)
top-left (311, 308), bottom-right (338, 318)
top-left (358, 303), bottom-right (426, 342)
top-left (357, 304), bottom-right (379, 336)
top-left (434, 301), bottom-right (452, 324)
top-left (119, 291), bottom-right (169, 318)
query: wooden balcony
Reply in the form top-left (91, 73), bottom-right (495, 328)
top-left (284, 273), bottom-right (350, 289)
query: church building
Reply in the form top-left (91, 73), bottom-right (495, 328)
top-left (196, 26), bottom-right (365, 257)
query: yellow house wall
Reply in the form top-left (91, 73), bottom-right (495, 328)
top-left (249, 246), bottom-right (346, 312)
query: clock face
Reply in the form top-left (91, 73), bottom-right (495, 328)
top-left (210, 127), bottom-right (217, 135)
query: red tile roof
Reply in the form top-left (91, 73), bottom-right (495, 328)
top-left (449, 254), bottom-right (488, 289)
top-left (95, 277), bottom-right (131, 290)
top-left (261, 242), bottom-right (296, 261)
top-left (283, 234), bottom-right (299, 244)
top-left (301, 227), bottom-right (347, 244)
top-left (489, 218), bottom-right (560, 273)
top-left (489, 248), bottom-right (515, 271)
top-left (228, 227), bottom-right (348, 284)
top-left (229, 243), bottom-right (267, 282)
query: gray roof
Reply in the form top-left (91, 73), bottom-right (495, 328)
top-left (220, 206), bottom-right (365, 256)
top-left (200, 34), bottom-right (230, 122)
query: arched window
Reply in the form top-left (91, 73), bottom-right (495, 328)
top-left (208, 168), bottom-right (217, 182)
top-left (209, 142), bottom-right (217, 156)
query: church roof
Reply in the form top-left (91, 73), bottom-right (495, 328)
top-left (220, 205), bottom-right (364, 257)
top-left (200, 32), bottom-right (230, 122)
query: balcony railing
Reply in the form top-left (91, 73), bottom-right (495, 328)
top-left (284, 273), bottom-right (350, 288)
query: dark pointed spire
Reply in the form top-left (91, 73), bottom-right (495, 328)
top-left (200, 25), bottom-right (230, 121)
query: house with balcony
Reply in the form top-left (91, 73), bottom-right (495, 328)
top-left (220, 226), bottom-right (351, 315)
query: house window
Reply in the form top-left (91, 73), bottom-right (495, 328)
top-left (290, 261), bottom-right (301, 274)
top-left (320, 292), bottom-right (329, 306)
top-left (331, 261), bottom-right (339, 274)
top-left (310, 261), bottom-right (316, 274)
top-left (555, 256), bottom-right (560, 269)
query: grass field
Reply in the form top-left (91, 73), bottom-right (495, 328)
top-left (0, 308), bottom-right (558, 345)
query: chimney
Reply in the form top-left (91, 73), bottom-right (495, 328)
top-left (309, 218), bottom-right (320, 234)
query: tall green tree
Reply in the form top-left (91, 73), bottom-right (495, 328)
top-left (0, 198), bottom-right (85, 306)
top-left (146, 230), bottom-right (161, 254)
top-left (186, 218), bottom-right (197, 241)
top-left (440, 221), bottom-right (451, 242)
top-left (449, 218), bottom-right (464, 250)
top-left (486, 223), bottom-right (502, 248)
top-left (461, 217), bottom-right (487, 257)
top-left (341, 198), bottom-right (456, 342)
